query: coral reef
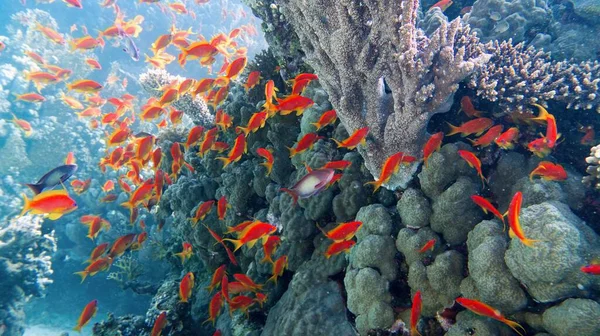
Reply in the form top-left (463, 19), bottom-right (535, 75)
top-left (0, 215), bottom-right (56, 336)
top-left (583, 143), bottom-right (600, 189)
top-left (275, 0), bottom-right (489, 189)
top-left (541, 298), bottom-right (600, 336)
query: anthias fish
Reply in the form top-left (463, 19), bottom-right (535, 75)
top-left (281, 168), bottom-right (335, 204)
top-left (25, 164), bottom-right (77, 195)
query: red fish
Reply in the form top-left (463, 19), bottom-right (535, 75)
top-left (224, 57), bottom-right (247, 79)
top-left (267, 255), bottom-right (288, 284)
top-left (275, 95), bottom-right (314, 116)
top-left (217, 195), bottom-right (229, 220)
top-left (455, 298), bottom-right (525, 336)
top-left (174, 242), bottom-right (193, 264)
top-left (204, 292), bottom-right (223, 326)
top-left (85, 58), bottom-right (102, 70)
top-left (206, 265), bottom-right (227, 293)
top-left (257, 148), bottom-right (274, 176)
top-left (15, 92), bottom-right (46, 103)
top-left (545, 114), bottom-right (558, 149)
top-left (321, 160), bottom-right (352, 170)
top-left (457, 150), bottom-right (485, 187)
top-left (244, 71), bottom-right (261, 92)
top-left (581, 264), bottom-right (600, 275)
top-left (20, 189), bottom-right (78, 220)
top-left (217, 134), bottom-right (247, 168)
top-left (73, 300), bottom-right (97, 332)
top-left (529, 161), bottom-right (567, 181)
top-left (470, 125), bottom-right (503, 148)
top-left (447, 118), bottom-right (493, 137)
top-left (233, 273), bottom-right (262, 291)
top-left (263, 80), bottom-right (278, 113)
top-left (236, 110), bottom-right (268, 136)
top-left (288, 133), bottom-right (322, 157)
top-left (333, 127), bottom-right (369, 150)
top-left (418, 239), bottom-right (436, 253)
top-left (190, 200), bottom-right (215, 226)
top-left (74, 257), bottom-right (110, 283)
top-left (423, 132), bottom-right (444, 167)
top-left (179, 272), bottom-right (195, 303)
top-left (262, 235), bottom-right (281, 264)
top-left (108, 233), bottom-right (137, 258)
top-left (410, 291), bottom-right (422, 336)
top-left (508, 191), bottom-right (538, 247)
top-left (223, 222), bottom-right (277, 252)
top-left (471, 195), bottom-right (505, 229)
top-left (67, 79), bottom-right (103, 93)
top-left (317, 221), bottom-right (362, 241)
top-left (495, 127), bottom-right (519, 149)
top-left (311, 109), bottom-right (337, 131)
top-left (459, 96), bottom-right (483, 118)
top-left (150, 311), bottom-right (167, 336)
top-left (325, 239), bottom-right (356, 258)
top-left (86, 243), bottom-right (109, 264)
top-left (11, 113), bottom-right (33, 137)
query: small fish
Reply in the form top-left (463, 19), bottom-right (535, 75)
top-left (74, 257), bottom-right (111, 283)
top-left (85, 58), bottom-right (102, 70)
top-left (365, 152), bottom-right (406, 193)
top-left (73, 300), bottom-right (97, 332)
top-left (262, 235), bottom-right (281, 264)
top-left (228, 295), bottom-right (255, 316)
top-left (204, 292), bottom-right (223, 326)
top-left (410, 291), bottom-right (422, 336)
top-left (324, 239), bottom-right (356, 258)
top-left (581, 264), bottom-right (600, 275)
top-left (222, 222), bottom-right (277, 252)
top-left (457, 150), bottom-right (486, 187)
top-left (233, 273), bottom-right (262, 291)
top-left (429, 0), bottom-right (453, 12)
top-left (236, 110), bottom-right (268, 136)
top-left (108, 233), bottom-right (137, 259)
top-left (333, 127), bottom-right (369, 150)
top-left (67, 79), bottom-right (103, 93)
top-left (495, 127), bottom-right (519, 149)
top-left (529, 161), bottom-right (567, 181)
top-left (86, 243), bottom-right (109, 264)
top-left (317, 221), bottom-right (362, 241)
top-left (545, 114), bottom-right (559, 149)
top-left (263, 80), bottom-right (279, 112)
top-left (118, 29), bottom-right (140, 61)
top-left (471, 195), bottom-right (505, 229)
top-left (311, 109), bottom-right (337, 131)
top-left (256, 148), bottom-right (274, 176)
top-left (244, 71), bottom-right (261, 92)
top-left (25, 164), bottom-right (77, 195)
top-left (423, 132), bottom-right (444, 167)
top-left (206, 265), bottom-right (227, 293)
top-left (189, 200), bottom-right (215, 226)
top-left (217, 134), bottom-right (247, 168)
top-left (179, 272), bottom-right (195, 303)
top-left (224, 57), bottom-right (247, 79)
top-left (267, 255), bottom-right (288, 284)
top-left (217, 195), bottom-right (230, 220)
top-left (101, 180), bottom-right (115, 193)
top-left (469, 125), bottom-right (503, 148)
top-left (527, 137), bottom-right (552, 158)
top-left (11, 113), bottom-right (33, 137)
top-left (508, 191), bottom-right (538, 247)
top-left (455, 298), bottom-right (525, 336)
top-left (275, 95), bottom-right (314, 116)
top-left (418, 239), bottom-right (436, 253)
top-left (447, 118), bottom-right (493, 137)
top-left (20, 189), bottom-right (78, 220)
top-left (221, 275), bottom-right (230, 303)
top-left (280, 168), bottom-right (335, 204)
top-left (579, 125), bottom-right (595, 145)
top-left (174, 242), bottom-right (193, 264)
top-left (215, 109), bottom-right (233, 131)
top-left (150, 311), bottom-right (167, 336)
top-left (288, 133), bottom-right (322, 157)
top-left (15, 92), bottom-right (46, 103)
top-left (254, 293), bottom-right (267, 308)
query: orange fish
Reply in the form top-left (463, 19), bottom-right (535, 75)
top-left (325, 239), bottom-right (356, 258)
top-left (527, 137), bottom-right (552, 158)
top-left (217, 134), bottom-right (247, 168)
top-left (418, 239), bottom-right (436, 253)
top-left (189, 200), bottom-right (215, 226)
top-left (529, 161), bottom-right (567, 181)
top-left (254, 293), bottom-right (267, 308)
top-left (217, 195), bottom-right (230, 220)
top-left (74, 257), bottom-right (110, 283)
top-left (108, 233), bottom-right (137, 259)
top-left (67, 79), bottom-right (103, 93)
top-left (317, 221), bottom-right (362, 241)
top-left (256, 147), bottom-right (274, 176)
top-left (262, 235), bottom-right (281, 264)
top-left (311, 109), bottom-right (337, 131)
top-left (236, 110), bottom-right (268, 136)
top-left (223, 222), bottom-right (277, 252)
top-left (101, 180), bottom-right (115, 193)
top-left (85, 216), bottom-right (109, 240)
top-left (288, 132), bottom-right (322, 157)
top-left (470, 125), bottom-right (503, 148)
top-left (263, 80), bottom-right (278, 112)
top-left (224, 57), bottom-right (247, 79)
top-left (228, 295), bottom-right (255, 316)
top-left (73, 299), bottom-right (97, 332)
top-left (495, 127), bottom-right (519, 149)
top-left (10, 113), bottom-right (33, 137)
top-left (459, 96), bottom-right (483, 118)
top-left (365, 152), bottom-right (405, 193)
top-left (321, 160), bottom-right (352, 170)
top-left (456, 298), bottom-right (525, 336)
top-left (410, 291), bottom-right (422, 336)
top-left (71, 178), bottom-right (91, 194)
top-left (150, 311), bottom-right (167, 336)
top-left (333, 127), bottom-right (369, 150)
top-left (179, 272), bottom-right (195, 303)
top-left (215, 109), bottom-right (233, 131)
top-left (174, 242), bottom-right (193, 264)
top-left (447, 118), bottom-right (493, 137)
top-left (25, 51), bottom-right (45, 65)
top-left (581, 264), bottom-right (600, 275)
top-left (120, 178), bottom-right (154, 210)
top-left (244, 71), bottom-right (261, 92)
top-left (267, 255), bottom-right (288, 284)
top-left (20, 189), bottom-right (77, 220)
top-left (130, 231), bottom-right (148, 251)
top-left (151, 34), bottom-right (173, 54)
top-left (423, 132), bottom-right (444, 167)
top-left (291, 78), bottom-right (311, 96)
top-left (184, 126), bottom-right (204, 150)
top-left (545, 114), bottom-right (558, 149)
top-left (206, 264), bottom-right (227, 293)
top-left (204, 292), bottom-right (223, 326)
top-left (457, 150), bottom-right (485, 187)
top-left (198, 128), bottom-right (218, 157)
top-left (192, 78), bottom-right (215, 97)
top-left (178, 42), bottom-right (218, 67)
top-left (508, 191), bottom-right (538, 247)
top-left (35, 23), bottom-right (65, 45)
top-left (86, 242), bottom-right (109, 264)
top-left (60, 93), bottom-right (84, 110)
top-left (15, 92), bottom-right (46, 103)
top-left (233, 273), bottom-right (262, 292)
top-left (275, 95), bottom-right (314, 116)
top-left (85, 58), bottom-right (102, 70)
top-left (471, 195), bottom-right (505, 229)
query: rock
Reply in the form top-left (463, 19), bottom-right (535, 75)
top-left (396, 227), bottom-right (443, 265)
top-left (446, 311), bottom-right (515, 336)
top-left (542, 299), bottom-right (600, 336)
top-left (397, 188), bottom-right (431, 228)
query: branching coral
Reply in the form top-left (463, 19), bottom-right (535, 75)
top-left (0, 215), bottom-right (56, 336)
top-left (276, 0), bottom-right (489, 188)
top-left (107, 254), bottom-right (145, 286)
top-left (583, 143), bottom-right (600, 189)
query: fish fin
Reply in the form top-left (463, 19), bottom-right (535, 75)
top-left (287, 146), bottom-right (296, 158)
top-left (216, 156), bottom-right (231, 168)
top-left (74, 271), bottom-right (88, 283)
top-left (364, 180), bottom-right (381, 194)
top-left (174, 252), bottom-right (186, 264)
top-left (310, 122), bottom-right (321, 131)
top-left (521, 238), bottom-right (540, 247)
top-left (24, 183), bottom-right (43, 195)
top-left (247, 239), bottom-right (258, 249)
top-left (508, 228), bottom-right (516, 239)
top-left (73, 325), bottom-right (82, 333)
top-left (280, 188), bottom-right (298, 205)
top-left (445, 122), bottom-right (460, 136)
top-left (331, 138), bottom-right (344, 148)
top-left (19, 193), bottom-right (31, 217)
top-left (315, 223), bottom-right (329, 238)
top-left (222, 238), bottom-right (243, 252)
top-left (502, 318), bottom-right (526, 336)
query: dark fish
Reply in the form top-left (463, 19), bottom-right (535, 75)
top-left (117, 25), bottom-right (140, 61)
top-left (25, 164), bottom-right (78, 195)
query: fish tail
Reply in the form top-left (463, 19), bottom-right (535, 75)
top-left (261, 255), bottom-right (273, 264)
top-left (364, 180), bottom-right (381, 194)
top-left (216, 156), bottom-right (231, 168)
top-left (19, 193), bottom-right (31, 217)
top-left (280, 188), bottom-right (298, 205)
top-left (222, 238), bottom-right (243, 252)
top-left (521, 237), bottom-right (540, 248)
top-left (120, 201), bottom-right (133, 209)
top-left (66, 82), bottom-right (73, 91)
top-left (259, 162), bottom-right (272, 176)
top-left (502, 318), bottom-right (526, 336)
top-left (446, 122), bottom-right (461, 136)
top-left (266, 274), bottom-right (278, 285)
top-left (74, 271), bottom-right (88, 283)
top-left (24, 183), bottom-right (44, 195)
top-left (315, 223), bottom-right (329, 237)
top-left (177, 51), bottom-right (187, 67)
top-left (331, 138), bottom-right (344, 148)
top-left (174, 252), bottom-right (186, 264)
top-left (73, 325), bottom-right (82, 333)
top-left (235, 126), bottom-right (248, 136)
top-left (310, 122), bottom-right (321, 131)
top-left (287, 146), bottom-right (296, 158)
top-left (410, 327), bottom-right (422, 336)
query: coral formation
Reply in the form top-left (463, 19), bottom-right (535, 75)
top-left (583, 143), bottom-right (600, 189)
top-left (0, 215), bottom-right (56, 336)
top-left (541, 298), bottom-right (600, 336)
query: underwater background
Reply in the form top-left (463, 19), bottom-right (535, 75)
top-left (0, 0), bottom-right (600, 335)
